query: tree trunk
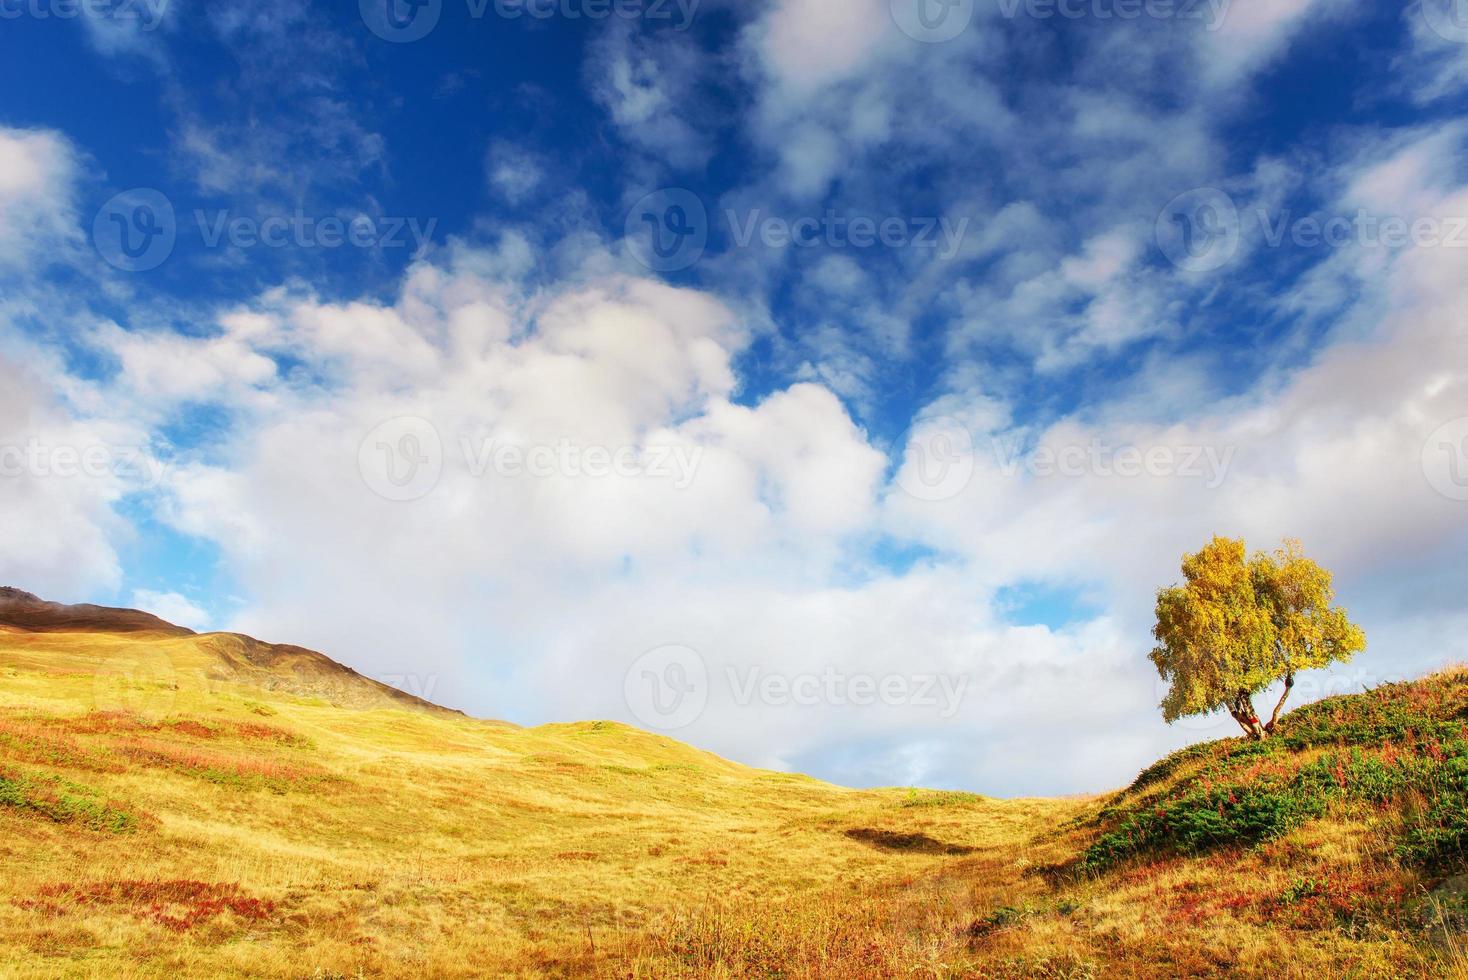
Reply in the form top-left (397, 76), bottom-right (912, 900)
top-left (1265, 673), bottom-right (1295, 734)
top-left (1228, 691), bottom-right (1267, 739)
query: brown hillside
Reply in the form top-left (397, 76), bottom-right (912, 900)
top-left (0, 587), bottom-right (455, 716)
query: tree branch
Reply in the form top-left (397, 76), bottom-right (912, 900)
top-left (1265, 673), bottom-right (1295, 733)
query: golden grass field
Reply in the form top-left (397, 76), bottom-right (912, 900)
top-left (1, 610), bottom-right (1466, 978)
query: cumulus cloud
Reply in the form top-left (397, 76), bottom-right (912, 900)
top-left (745, 0), bottom-right (891, 96)
top-left (0, 354), bottom-right (144, 599)
top-left (131, 589), bottom-right (212, 631)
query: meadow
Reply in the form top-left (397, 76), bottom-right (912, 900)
top-left (1, 621), bottom-right (1466, 978)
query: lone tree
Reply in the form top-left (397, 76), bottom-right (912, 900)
top-left (1150, 536), bottom-right (1366, 739)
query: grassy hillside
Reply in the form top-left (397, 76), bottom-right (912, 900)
top-left (0, 600), bottom-right (1465, 977)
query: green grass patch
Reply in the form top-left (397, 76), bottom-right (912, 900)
top-left (1085, 673), bottom-right (1468, 876)
top-left (899, 790), bottom-right (985, 809)
top-left (0, 769), bottom-right (139, 833)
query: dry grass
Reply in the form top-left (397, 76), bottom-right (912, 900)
top-left (0, 630), bottom-right (1463, 978)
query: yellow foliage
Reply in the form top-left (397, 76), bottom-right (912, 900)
top-left (1151, 537), bottom-right (1365, 735)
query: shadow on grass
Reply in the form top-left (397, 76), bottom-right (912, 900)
top-left (844, 827), bottom-right (977, 855)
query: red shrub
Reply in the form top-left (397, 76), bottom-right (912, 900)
top-left (19, 880), bottom-right (276, 932)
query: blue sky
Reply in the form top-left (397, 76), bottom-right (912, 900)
top-left (2, 0), bottom-right (1468, 795)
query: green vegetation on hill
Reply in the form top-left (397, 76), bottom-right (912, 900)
top-left (1082, 670), bottom-right (1468, 876)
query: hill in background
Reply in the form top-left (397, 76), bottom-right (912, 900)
top-left (0, 590), bottom-right (1465, 978)
top-left (0, 587), bottom-right (452, 715)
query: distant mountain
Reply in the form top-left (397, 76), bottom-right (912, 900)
top-left (0, 587), bottom-right (456, 715)
top-left (0, 587), bottom-right (195, 636)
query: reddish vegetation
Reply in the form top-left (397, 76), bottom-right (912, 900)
top-left (18, 880), bottom-right (275, 932)
top-left (162, 719), bottom-right (219, 740)
top-left (0, 719), bottom-right (121, 772)
top-left (113, 739), bottom-right (315, 784)
top-left (229, 720), bottom-right (310, 746)
top-left (0, 709), bottom-right (316, 790)
top-left (54, 711), bottom-right (155, 736)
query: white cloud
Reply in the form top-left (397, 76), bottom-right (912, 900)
top-left (0, 354), bottom-right (142, 599)
top-left (131, 589), bottom-right (211, 631)
top-left (1199, 0), bottom-right (1337, 86)
top-left (746, 0), bottom-right (891, 96)
top-left (0, 128), bottom-right (82, 271)
top-left (485, 141), bottom-right (546, 204)
top-left (586, 23), bottom-right (714, 170)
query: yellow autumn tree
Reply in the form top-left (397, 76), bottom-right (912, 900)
top-left (1150, 537), bottom-right (1366, 739)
